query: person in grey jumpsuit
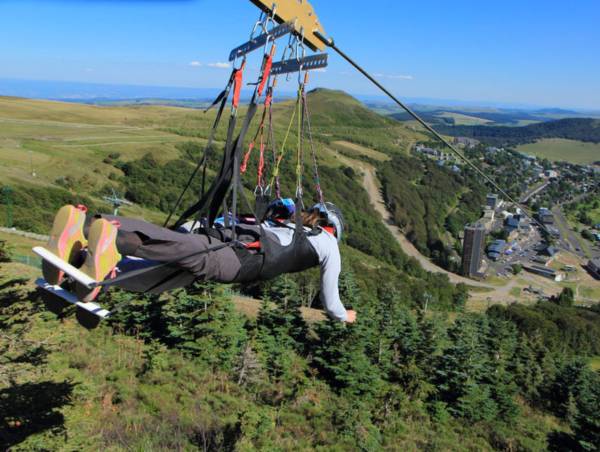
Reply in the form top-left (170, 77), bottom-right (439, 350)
top-left (99, 201), bottom-right (356, 323)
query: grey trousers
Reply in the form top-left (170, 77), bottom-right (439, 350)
top-left (101, 215), bottom-right (242, 294)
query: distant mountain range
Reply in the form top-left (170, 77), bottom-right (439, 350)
top-left (3, 78), bottom-right (600, 116)
top-left (433, 118), bottom-right (600, 146)
top-left (389, 106), bottom-right (600, 127)
top-left (0, 78), bottom-right (223, 101)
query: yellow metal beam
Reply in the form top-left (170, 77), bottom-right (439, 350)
top-left (249, 0), bottom-right (326, 51)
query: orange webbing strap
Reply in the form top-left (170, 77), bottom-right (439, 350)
top-left (240, 142), bottom-right (256, 174)
top-left (258, 45), bottom-right (276, 97)
top-left (258, 129), bottom-right (266, 187)
top-left (244, 240), bottom-right (261, 250)
top-left (232, 61), bottom-right (246, 109)
top-left (240, 88), bottom-right (271, 176)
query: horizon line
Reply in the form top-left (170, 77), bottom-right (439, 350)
top-left (1, 77), bottom-right (599, 113)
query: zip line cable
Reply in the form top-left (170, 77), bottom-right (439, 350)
top-left (313, 31), bottom-right (548, 233)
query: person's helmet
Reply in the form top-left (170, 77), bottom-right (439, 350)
top-left (313, 202), bottom-right (345, 242)
top-left (269, 198), bottom-right (296, 219)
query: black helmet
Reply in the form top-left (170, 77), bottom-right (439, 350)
top-left (313, 202), bottom-right (345, 242)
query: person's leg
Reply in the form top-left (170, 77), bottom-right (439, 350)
top-left (98, 215), bottom-right (242, 283)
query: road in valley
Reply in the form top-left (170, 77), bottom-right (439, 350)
top-left (520, 181), bottom-right (550, 203)
top-left (552, 206), bottom-right (591, 259)
top-left (335, 153), bottom-right (493, 289)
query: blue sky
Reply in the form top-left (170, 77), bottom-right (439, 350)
top-left (1, 0), bottom-right (599, 109)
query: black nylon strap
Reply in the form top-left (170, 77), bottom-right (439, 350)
top-left (173, 105), bottom-right (240, 229)
top-left (227, 98), bottom-right (260, 239)
top-left (165, 71), bottom-right (235, 228)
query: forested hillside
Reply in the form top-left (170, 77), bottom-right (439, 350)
top-left (378, 153), bottom-right (485, 272)
top-left (2, 93), bottom-right (600, 450)
top-left (433, 118), bottom-right (600, 146)
top-left (2, 257), bottom-right (600, 450)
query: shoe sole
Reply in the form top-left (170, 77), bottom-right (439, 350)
top-left (75, 219), bottom-right (121, 302)
top-left (42, 205), bottom-right (87, 285)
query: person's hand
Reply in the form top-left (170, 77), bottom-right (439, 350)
top-left (345, 310), bottom-right (357, 323)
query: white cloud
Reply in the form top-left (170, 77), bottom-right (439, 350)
top-left (84, 68), bottom-right (94, 73)
top-left (189, 61), bottom-right (202, 67)
top-left (208, 62), bottom-right (231, 69)
top-left (314, 68), bottom-right (327, 73)
top-left (389, 74), bottom-right (414, 80)
top-left (374, 73), bottom-right (413, 80)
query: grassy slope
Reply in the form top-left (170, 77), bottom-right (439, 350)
top-left (516, 138), bottom-right (600, 164)
top-left (435, 111), bottom-right (492, 126)
top-left (0, 89), bottom-right (425, 235)
top-left (0, 96), bottom-right (213, 224)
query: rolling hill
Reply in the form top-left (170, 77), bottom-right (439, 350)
top-left (432, 117), bottom-right (600, 147)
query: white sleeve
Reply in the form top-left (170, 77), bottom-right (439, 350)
top-left (311, 234), bottom-right (347, 322)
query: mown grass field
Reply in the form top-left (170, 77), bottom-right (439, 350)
top-left (0, 231), bottom-right (43, 257)
top-left (0, 97), bottom-right (208, 188)
top-left (435, 111), bottom-right (492, 126)
top-left (330, 140), bottom-right (391, 162)
top-left (517, 138), bottom-right (600, 164)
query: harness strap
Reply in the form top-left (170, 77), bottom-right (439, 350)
top-left (232, 61), bottom-right (246, 109)
top-left (165, 68), bottom-right (235, 228)
top-left (257, 46), bottom-right (276, 97)
top-left (173, 85), bottom-right (253, 229)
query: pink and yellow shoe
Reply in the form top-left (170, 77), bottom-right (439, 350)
top-left (42, 205), bottom-right (88, 285)
top-left (75, 219), bottom-right (122, 302)
top-left (75, 218), bottom-right (121, 302)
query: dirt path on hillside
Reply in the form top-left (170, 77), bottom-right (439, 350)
top-left (335, 153), bottom-right (492, 289)
top-left (337, 153), bottom-right (600, 305)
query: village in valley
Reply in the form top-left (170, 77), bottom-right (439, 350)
top-left (414, 138), bottom-right (600, 304)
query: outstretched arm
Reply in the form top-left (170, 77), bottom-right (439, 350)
top-left (319, 242), bottom-right (355, 323)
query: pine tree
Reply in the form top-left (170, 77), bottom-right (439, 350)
top-left (162, 285), bottom-right (246, 372)
top-left (435, 315), bottom-right (498, 422)
top-left (547, 359), bottom-right (589, 420)
top-left (510, 335), bottom-right (545, 401)
top-left (259, 275), bottom-right (308, 350)
top-left (486, 318), bottom-right (520, 421)
top-left (572, 371), bottom-right (600, 451)
top-left (311, 271), bottom-right (382, 400)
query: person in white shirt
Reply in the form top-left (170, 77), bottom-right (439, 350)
top-left (42, 201), bottom-right (357, 323)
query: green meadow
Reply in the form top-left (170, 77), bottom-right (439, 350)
top-left (517, 138), bottom-right (600, 164)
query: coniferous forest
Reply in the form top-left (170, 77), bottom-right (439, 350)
top-left (1, 245), bottom-right (599, 450)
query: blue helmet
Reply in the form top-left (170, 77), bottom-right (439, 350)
top-left (268, 198), bottom-right (296, 219)
top-left (313, 202), bottom-right (345, 242)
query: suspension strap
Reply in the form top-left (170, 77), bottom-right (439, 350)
top-left (164, 67), bottom-right (237, 227)
top-left (257, 45), bottom-right (276, 97)
top-left (302, 82), bottom-right (324, 204)
top-left (295, 77), bottom-right (306, 200)
top-left (269, 87), bottom-right (300, 196)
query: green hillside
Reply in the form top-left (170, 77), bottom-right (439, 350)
top-left (2, 93), bottom-right (600, 450)
top-left (3, 258), bottom-right (600, 450)
top-left (516, 138), bottom-right (600, 164)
